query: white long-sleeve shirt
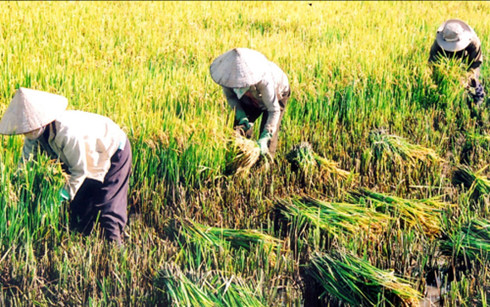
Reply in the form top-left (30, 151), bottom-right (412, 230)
top-left (223, 61), bottom-right (289, 135)
top-left (22, 110), bottom-right (127, 199)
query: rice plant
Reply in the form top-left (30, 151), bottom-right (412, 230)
top-left (306, 251), bottom-right (421, 306)
top-left (0, 1), bottom-right (489, 305)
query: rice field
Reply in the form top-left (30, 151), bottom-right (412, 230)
top-left (0, 1), bottom-right (489, 306)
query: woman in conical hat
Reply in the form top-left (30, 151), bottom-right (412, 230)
top-left (0, 88), bottom-right (132, 245)
top-left (210, 48), bottom-right (290, 157)
top-left (429, 19), bottom-right (485, 106)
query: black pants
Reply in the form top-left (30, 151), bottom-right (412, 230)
top-left (234, 89), bottom-right (290, 156)
top-left (70, 138), bottom-right (132, 243)
top-left (468, 68), bottom-right (485, 106)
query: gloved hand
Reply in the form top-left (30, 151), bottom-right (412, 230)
top-left (236, 109), bottom-right (252, 131)
top-left (59, 187), bottom-right (70, 201)
top-left (257, 131), bottom-right (272, 156)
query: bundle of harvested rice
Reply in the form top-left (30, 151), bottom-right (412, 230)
top-left (177, 218), bottom-right (282, 251)
top-left (286, 142), bottom-right (350, 179)
top-left (306, 251), bottom-right (421, 306)
top-left (226, 133), bottom-right (262, 175)
top-left (440, 218), bottom-right (490, 261)
top-left (352, 189), bottom-right (448, 236)
top-left (277, 197), bottom-right (390, 240)
top-left (452, 164), bottom-right (490, 199)
top-left (369, 129), bottom-right (443, 166)
top-left (157, 265), bottom-right (267, 307)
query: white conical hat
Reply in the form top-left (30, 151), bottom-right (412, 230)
top-left (210, 48), bottom-right (269, 88)
top-left (436, 19), bottom-right (474, 52)
top-left (0, 88), bottom-right (68, 135)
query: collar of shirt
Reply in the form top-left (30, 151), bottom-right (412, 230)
top-left (233, 87), bottom-right (250, 99)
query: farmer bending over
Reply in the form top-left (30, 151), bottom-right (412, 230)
top-left (429, 19), bottom-right (485, 106)
top-left (210, 48), bottom-right (290, 157)
top-left (0, 88), bottom-right (132, 245)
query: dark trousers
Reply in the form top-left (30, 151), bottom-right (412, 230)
top-left (234, 89), bottom-right (290, 156)
top-left (468, 68), bottom-right (485, 106)
top-left (70, 138), bottom-right (132, 243)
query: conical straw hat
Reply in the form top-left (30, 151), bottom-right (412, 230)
top-left (0, 88), bottom-right (68, 135)
top-left (210, 48), bottom-right (269, 88)
top-left (436, 19), bottom-right (474, 52)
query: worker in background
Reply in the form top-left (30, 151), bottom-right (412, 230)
top-left (210, 48), bottom-right (290, 157)
top-left (429, 19), bottom-right (485, 106)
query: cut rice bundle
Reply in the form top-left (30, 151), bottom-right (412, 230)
top-left (177, 218), bottom-right (282, 251)
top-left (277, 197), bottom-right (390, 240)
top-left (440, 218), bottom-right (490, 261)
top-left (369, 129), bottom-right (443, 166)
top-left (286, 142), bottom-right (350, 179)
top-left (156, 264), bottom-right (268, 307)
top-left (452, 164), bottom-right (490, 199)
top-left (352, 189), bottom-right (448, 236)
top-left (307, 251), bottom-right (421, 306)
top-left (227, 133), bottom-right (262, 175)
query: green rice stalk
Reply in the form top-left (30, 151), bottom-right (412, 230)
top-left (307, 251), bottom-right (421, 306)
top-left (353, 189), bottom-right (448, 236)
top-left (369, 129), bottom-right (443, 166)
top-left (440, 218), bottom-right (490, 261)
top-left (277, 197), bottom-right (390, 240)
top-left (286, 142), bottom-right (350, 179)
